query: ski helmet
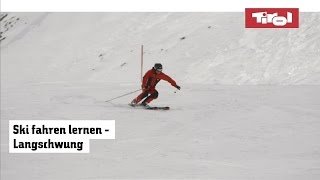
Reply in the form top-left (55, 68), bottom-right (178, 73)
top-left (154, 63), bottom-right (163, 71)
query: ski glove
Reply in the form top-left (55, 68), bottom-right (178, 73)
top-left (176, 85), bottom-right (181, 90)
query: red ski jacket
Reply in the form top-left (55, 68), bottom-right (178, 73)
top-left (142, 68), bottom-right (177, 90)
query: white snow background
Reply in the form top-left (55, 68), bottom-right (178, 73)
top-left (1, 13), bottom-right (320, 180)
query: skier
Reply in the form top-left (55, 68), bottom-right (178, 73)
top-left (130, 63), bottom-right (181, 108)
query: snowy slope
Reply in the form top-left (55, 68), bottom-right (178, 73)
top-left (1, 12), bottom-right (320, 180)
top-left (1, 12), bottom-right (320, 84)
top-left (1, 83), bottom-right (320, 180)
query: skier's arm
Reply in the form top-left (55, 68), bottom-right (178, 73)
top-left (160, 73), bottom-right (179, 88)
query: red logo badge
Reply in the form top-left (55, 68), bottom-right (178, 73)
top-left (245, 8), bottom-right (299, 28)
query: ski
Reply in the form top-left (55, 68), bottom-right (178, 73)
top-left (145, 106), bottom-right (170, 110)
top-left (128, 103), bottom-right (170, 110)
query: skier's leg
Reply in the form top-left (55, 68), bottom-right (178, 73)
top-left (132, 90), bottom-right (149, 104)
top-left (141, 89), bottom-right (158, 105)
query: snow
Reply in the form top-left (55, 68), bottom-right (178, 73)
top-left (1, 13), bottom-right (320, 84)
top-left (1, 12), bottom-right (320, 179)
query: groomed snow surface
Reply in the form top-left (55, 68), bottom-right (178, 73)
top-left (1, 13), bottom-right (320, 180)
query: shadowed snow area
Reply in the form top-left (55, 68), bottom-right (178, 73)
top-left (1, 13), bottom-right (320, 180)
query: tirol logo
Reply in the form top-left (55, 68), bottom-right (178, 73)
top-left (246, 8), bottom-right (299, 28)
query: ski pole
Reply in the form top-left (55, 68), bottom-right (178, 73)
top-left (105, 89), bottom-right (141, 102)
